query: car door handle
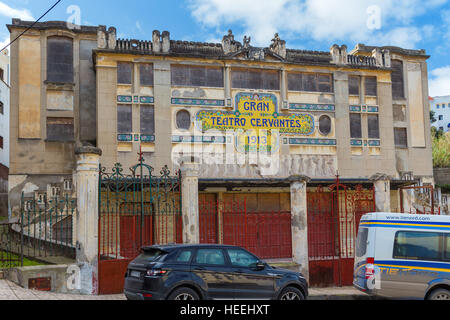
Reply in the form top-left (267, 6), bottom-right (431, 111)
top-left (194, 267), bottom-right (206, 271)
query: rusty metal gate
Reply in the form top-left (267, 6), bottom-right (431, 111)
top-left (307, 178), bottom-right (375, 287)
top-left (199, 195), bottom-right (292, 260)
top-left (98, 154), bottom-right (182, 294)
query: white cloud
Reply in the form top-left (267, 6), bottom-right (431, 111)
top-left (429, 66), bottom-right (450, 97)
top-left (0, 1), bottom-right (34, 21)
top-left (188, 0), bottom-right (447, 48)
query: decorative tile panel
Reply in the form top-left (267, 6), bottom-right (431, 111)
top-left (289, 103), bottom-right (335, 112)
top-left (172, 135), bottom-right (227, 144)
top-left (140, 96), bottom-right (154, 104)
top-left (117, 95), bottom-right (132, 103)
top-left (351, 139), bottom-right (363, 146)
top-left (117, 134), bottom-right (133, 142)
top-left (286, 138), bottom-right (337, 146)
top-left (171, 98), bottom-right (225, 107)
top-left (140, 135), bottom-right (155, 142)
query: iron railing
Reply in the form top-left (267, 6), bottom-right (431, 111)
top-left (19, 193), bottom-right (76, 260)
top-left (0, 221), bottom-right (23, 270)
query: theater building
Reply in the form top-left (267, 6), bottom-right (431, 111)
top-left (7, 19), bottom-right (435, 293)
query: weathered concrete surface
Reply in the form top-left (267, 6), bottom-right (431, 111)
top-left (75, 147), bottom-right (102, 295)
top-left (290, 175), bottom-right (310, 282)
top-left (434, 168), bottom-right (450, 186)
top-left (6, 264), bottom-right (82, 294)
top-left (371, 173), bottom-right (391, 212)
top-left (0, 279), bottom-right (124, 300)
top-left (181, 161), bottom-right (200, 244)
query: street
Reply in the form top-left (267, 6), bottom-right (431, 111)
top-left (0, 279), bottom-right (373, 300)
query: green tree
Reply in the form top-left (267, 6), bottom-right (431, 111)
top-left (432, 132), bottom-right (450, 168)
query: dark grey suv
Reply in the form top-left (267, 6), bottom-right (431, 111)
top-left (124, 244), bottom-right (308, 300)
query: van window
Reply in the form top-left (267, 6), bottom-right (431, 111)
top-left (393, 231), bottom-right (441, 261)
top-left (356, 228), bottom-right (369, 258)
top-left (445, 235), bottom-right (450, 261)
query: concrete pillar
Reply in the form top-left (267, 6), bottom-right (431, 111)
top-left (370, 173), bottom-right (391, 213)
top-left (289, 175), bottom-right (311, 281)
top-left (75, 146), bottom-right (102, 295)
top-left (181, 160), bottom-right (200, 244)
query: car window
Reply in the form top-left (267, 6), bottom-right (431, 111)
top-left (227, 249), bottom-right (259, 267)
top-left (194, 249), bottom-right (226, 266)
top-left (176, 250), bottom-right (193, 263)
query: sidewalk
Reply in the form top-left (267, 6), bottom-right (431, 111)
top-left (0, 279), bottom-right (373, 300)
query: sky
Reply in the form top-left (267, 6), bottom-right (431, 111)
top-left (0, 0), bottom-right (450, 96)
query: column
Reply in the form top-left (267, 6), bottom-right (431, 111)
top-left (289, 175), bottom-right (311, 281)
top-left (75, 146), bottom-right (102, 295)
top-left (370, 173), bottom-right (391, 212)
top-left (181, 160), bottom-right (200, 244)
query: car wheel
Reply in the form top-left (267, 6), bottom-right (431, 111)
top-left (167, 287), bottom-right (200, 301)
top-left (428, 289), bottom-right (450, 300)
top-left (279, 287), bottom-right (305, 301)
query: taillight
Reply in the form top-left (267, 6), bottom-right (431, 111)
top-left (365, 257), bottom-right (375, 280)
top-left (146, 269), bottom-right (167, 277)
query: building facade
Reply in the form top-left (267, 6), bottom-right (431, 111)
top-left (430, 95), bottom-right (450, 132)
top-left (8, 19), bottom-right (435, 291)
top-left (0, 49), bottom-right (10, 218)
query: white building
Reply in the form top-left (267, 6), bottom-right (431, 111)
top-left (430, 95), bottom-right (450, 132)
top-left (0, 49), bottom-right (9, 217)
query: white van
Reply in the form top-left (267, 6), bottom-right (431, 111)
top-left (353, 213), bottom-right (450, 300)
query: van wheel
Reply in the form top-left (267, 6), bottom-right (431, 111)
top-left (428, 289), bottom-right (450, 300)
top-left (167, 287), bottom-right (200, 301)
top-left (279, 287), bottom-right (305, 300)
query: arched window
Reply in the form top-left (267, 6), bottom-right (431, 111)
top-left (176, 110), bottom-right (191, 130)
top-left (319, 115), bottom-right (332, 136)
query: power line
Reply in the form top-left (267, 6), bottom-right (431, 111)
top-left (0, 0), bottom-right (64, 53)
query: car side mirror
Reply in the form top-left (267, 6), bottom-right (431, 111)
top-left (254, 262), bottom-right (266, 271)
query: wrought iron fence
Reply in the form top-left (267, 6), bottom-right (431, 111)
top-left (19, 193), bottom-right (76, 260)
top-left (0, 221), bottom-right (23, 270)
top-left (98, 156), bottom-right (182, 262)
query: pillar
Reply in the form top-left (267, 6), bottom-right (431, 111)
top-left (180, 160), bottom-right (200, 244)
top-left (370, 173), bottom-right (391, 213)
top-left (289, 175), bottom-right (311, 281)
top-left (75, 146), bottom-right (102, 295)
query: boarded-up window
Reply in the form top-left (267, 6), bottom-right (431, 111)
top-left (140, 105), bottom-right (155, 134)
top-left (287, 73), bottom-right (302, 91)
top-left (391, 60), bottom-right (405, 99)
top-left (117, 105), bottom-right (132, 133)
top-left (350, 113), bottom-right (362, 139)
top-left (394, 128), bottom-right (408, 148)
top-left (46, 118), bottom-right (74, 142)
top-left (140, 64), bottom-right (154, 86)
top-left (47, 36), bottom-right (73, 83)
top-left (318, 74), bottom-right (333, 92)
top-left (176, 110), bottom-right (191, 130)
top-left (368, 114), bottom-right (380, 139)
top-left (287, 72), bottom-right (333, 93)
top-left (365, 76), bottom-right (377, 96)
top-left (232, 68), bottom-right (280, 90)
top-left (171, 65), bottom-right (223, 87)
top-left (349, 76), bottom-right (360, 95)
top-left (117, 62), bottom-right (132, 85)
